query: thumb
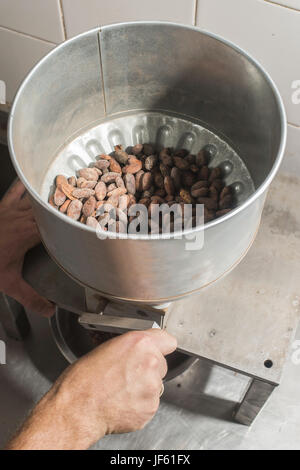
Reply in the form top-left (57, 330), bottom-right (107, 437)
top-left (10, 278), bottom-right (55, 318)
top-left (142, 329), bottom-right (177, 356)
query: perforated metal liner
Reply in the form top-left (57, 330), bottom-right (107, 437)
top-left (41, 111), bottom-right (255, 205)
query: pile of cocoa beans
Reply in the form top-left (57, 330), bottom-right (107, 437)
top-left (49, 143), bottom-right (235, 233)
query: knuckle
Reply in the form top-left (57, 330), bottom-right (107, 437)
top-left (145, 354), bottom-right (159, 370)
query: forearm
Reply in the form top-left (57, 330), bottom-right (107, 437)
top-left (5, 387), bottom-right (106, 450)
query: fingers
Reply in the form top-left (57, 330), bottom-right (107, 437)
top-left (9, 278), bottom-right (55, 318)
top-left (141, 329), bottom-right (177, 356)
top-left (18, 193), bottom-right (32, 211)
top-left (2, 179), bottom-right (26, 207)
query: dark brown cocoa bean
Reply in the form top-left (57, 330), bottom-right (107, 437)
top-left (195, 149), bottom-right (207, 167)
top-left (135, 170), bottom-right (145, 192)
top-left (191, 187), bottom-right (208, 198)
top-left (170, 167), bottom-right (181, 191)
top-left (209, 167), bottom-right (222, 182)
top-left (211, 178), bottom-right (224, 192)
top-left (174, 156), bottom-right (189, 170)
top-left (159, 163), bottom-right (170, 177)
top-left (209, 186), bottom-right (219, 201)
top-left (204, 207), bottom-right (215, 223)
top-left (154, 172), bottom-right (164, 188)
top-left (182, 171), bottom-right (196, 188)
top-left (216, 209), bottom-right (231, 217)
top-left (164, 176), bottom-right (174, 196)
top-left (219, 194), bottom-right (233, 210)
top-left (114, 145), bottom-right (129, 165)
top-left (191, 180), bottom-right (209, 191)
top-left (220, 186), bottom-right (232, 199)
top-left (174, 149), bottom-right (188, 158)
top-left (141, 172), bottom-right (153, 191)
top-left (197, 197), bottom-right (218, 210)
top-left (154, 188), bottom-right (166, 198)
top-left (143, 143), bottom-right (154, 156)
top-left (159, 149), bottom-right (173, 167)
top-left (131, 143), bottom-right (144, 156)
top-left (198, 166), bottom-right (209, 180)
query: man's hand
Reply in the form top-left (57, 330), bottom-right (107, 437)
top-left (0, 180), bottom-right (55, 317)
top-left (6, 329), bottom-right (177, 450)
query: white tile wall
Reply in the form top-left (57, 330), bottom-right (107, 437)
top-left (0, 0), bottom-right (64, 43)
top-left (0, 27), bottom-right (55, 103)
top-left (268, 0), bottom-right (300, 10)
top-left (61, 0), bottom-right (196, 38)
top-left (196, 0), bottom-right (300, 127)
top-left (0, 0), bottom-right (299, 174)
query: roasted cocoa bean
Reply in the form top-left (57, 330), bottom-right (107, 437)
top-left (101, 172), bottom-right (120, 184)
top-left (83, 196), bottom-right (96, 217)
top-left (109, 157), bottom-right (122, 174)
top-left (54, 186), bottom-right (66, 206)
top-left (164, 176), bottom-right (174, 196)
top-left (197, 197), bottom-right (218, 210)
top-left (67, 199), bottom-right (83, 220)
top-left (122, 156), bottom-right (142, 174)
top-left (95, 181), bottom-right (107, 201)
top-left (131, 143), bottom-right (143, 156)
top-left (94, 159), bottom-right (110, 171)
top-left (174, 156), bottom-right (189, 170)
top-left (72, 188), bottom-right (95, 199)
top-left (141, 172), bottom-right (153, 191)
top-left (59, 199), bottom-right (71, 213)
top-left (124, 173), bottom-right (136, 195)
top-left (114, 145), bottom-right (129, 165)
top-left (145, 155), bottom-right (158, 171)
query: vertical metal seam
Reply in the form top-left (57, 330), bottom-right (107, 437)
top-left (58, 0), bottom-right (67, 41)
top-left (193, 0), bottom-right (199, 26)
top-left (97, 29), bottom-right (107, 116)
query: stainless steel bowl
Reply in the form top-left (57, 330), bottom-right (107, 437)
top-left (8, 22), bottom-right (286, 304)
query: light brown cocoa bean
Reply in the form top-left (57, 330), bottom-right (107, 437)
top-left (80, 180), bottom-right (97, 189)
top-left (48, 195), bottom-right (57, 209)
top-left (144, 155), bottom-right (158, 171)
top-left (122, 156), bottom-right (142, 174)
top-left (59, 182), bottom-right (76, 200)
top-left (76, 177), bottom-right (87, 188)
top-left (56, 175), bottom-right (68, 186)
top-left (86, 216), bottom-right (99, 228)
top-left (116, 176), bottom-right (125, 189)
top-left (95, 181), bottom-right (107, 201)
top-left (67, 199), bottom-right (83, 220)
top-left (54, 186), bottom-right (66, 206)
top-left (68, 176), bottom-right (77, 187)
top-left (59, 199), bottom-right (71, 213)
top-left (107, 193), bottom-right (120, 208)
top-left (94, 159), bottom-right (110, 171)
top-left (107, 187), bottom-right (127, 198)
top-left (78, 168), bottom-right (99, 181)
top-left (128, 194), bottom-right (136, 208)
top-left (107, 183), bottom-right (117, 192)
top-left (118, 194), bottom-right (130, 211)
top-left (72, 188), bottom-right (95, 199)
top-left (101, 172), bottom-right (120, 184)
top-left (109, 157), bottom-right (122, 174)
top-left (83, 196), bottom-right (96, 217)
top-left (135, 170), bottom-right (145, 192)
top-left (124, 173), bottom-right (136, 195)
top-left (174, 156), bottom-right (189, 170)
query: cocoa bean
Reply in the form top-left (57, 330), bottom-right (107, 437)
top-left (219, 194), bottom-right (233, 210)
top-left (116, 176), bottom-right (125, 189)
top-left (56, 175), bottom-right (68, 186)
top-left (78, 168), bottom-right (99, 181)
top-left (122, 156), bottom-right (142, 174)
top-left (216, 209), bottom-right (231, 217)
top-left (170, 167), bottom-right (181, 191)
top-left (83, 196), bottom-right (96, 217)
top-left (198, 166), bottom-right (209, 180)
top-left (72, 188), bottom-right (95, 199)
top-left (109, 157), bottom-right (122, 174)
top-left (68, 176), bottom-right (77, 187)
top-left (164, 176), bottom-right (174, 196)
top-left (101, 172), bottom-right (120, 184)
top-left (131, 143), bottom-right (143, 156)
top-left (54, 186), bottom-right (66, 206)
top-left (143, 143), bottom-right (154, 156)
top-left (159, 149), bottom-right (173, 167)
top-left (197, 197), bottom-right (218, 210)
top-left (59, 199), bottom-right (71, 213)
top-left (94, 159), bottom-right (110, 171)
top-left (174, 156), bottom-right (189, 170)
top-left (107, 187), bottom-right (127, 198)
top-left (124, 173), bottom-right (136, 195)
top-left (80, 180), bottom-right (97, 189)
top-left (209, 167), bottom-right (222, 182)
top-left (220, 186), bottom-right (232, 199)
top-left (135, 170), bottom-right (145, 192)
top-left (141, 172), bottom-right (153, 191)
top-left (182, 171), bottom-right (195, 188)
top-left (59, 182), bottom-right (76, 200)
top-left (154, 172), bottom-right (164, 188)
top-left (86, 216), bottom-right (99, 228)
top-left (114, 145), bottom-right (129, 165)
top-left (67, 199), bottom-right (83, 220)
top-left (145, 155), bottom-right (158, 171)
top-left (195, 150), bottom-right (207, 167)
top-left (95, 181), bottom-right (107, 201)
top-left (191, 187), bottom-right (208, 198)
top-left (159, 164), bottom-right (170, 177)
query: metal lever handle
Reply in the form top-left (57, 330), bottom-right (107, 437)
top-left (78, 313), bottom-right (160, 334)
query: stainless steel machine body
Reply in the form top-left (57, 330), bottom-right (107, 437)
top-left (8, 22), bottom-right (286, 303)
